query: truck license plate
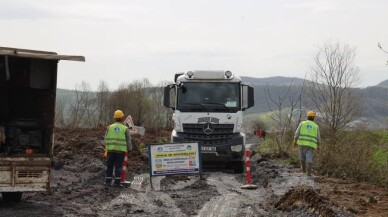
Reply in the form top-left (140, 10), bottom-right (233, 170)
top-left (201, 147), bottom-right (216, 152)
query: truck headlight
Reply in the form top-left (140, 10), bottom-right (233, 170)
top-left (231, 144), bottom-right (243, 152)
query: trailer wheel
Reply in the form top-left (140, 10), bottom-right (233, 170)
top-left (2, 192), bottom-right (23, 202)
top-left (233, 161), bottom-right (244, 174)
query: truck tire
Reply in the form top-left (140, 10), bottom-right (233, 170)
top-left (2, 192), bottom-right (23, 202)
top-left (233, 161), bottom-right (244, 174)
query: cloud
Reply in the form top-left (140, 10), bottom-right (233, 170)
top-left (284, 0), bottom-right (346, 13)
top-left (0, 2), bottom-right (54, 20)
top-left (0, 0), bottom-right (149, 21)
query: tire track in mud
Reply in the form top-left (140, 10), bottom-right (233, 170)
top-left (197, 193), bottom-right (240, 217)
top-left (100, 174), bottom-right (186, 216)
top-left (198, 162), bottom-right (352, 217)
top-left (198, 172), bottom-right (268, 217)
top-left (130, 174), bottom-right (145, 190)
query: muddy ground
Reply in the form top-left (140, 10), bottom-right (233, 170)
top-left (1, 128), bottom-right (388, 216)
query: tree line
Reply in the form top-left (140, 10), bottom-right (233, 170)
top-left (55, 79), bottom-right (173, 129)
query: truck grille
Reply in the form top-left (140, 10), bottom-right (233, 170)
top-left (17, 171), bottom-right (43, 178)
top-left (182, 124), bottom-right (234, 145)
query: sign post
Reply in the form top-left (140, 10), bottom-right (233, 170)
top-left (148, 143), bottom-right (202, 190)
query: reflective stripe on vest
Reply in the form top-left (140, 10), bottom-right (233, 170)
top-left (105, 123), bottom-right (128, 152)
top-left (297, 120), bottom-right (318, 149)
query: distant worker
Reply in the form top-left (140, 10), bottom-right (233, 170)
top-left (104, 110), bottom-right (132, 187)
top-left (255, 130), bottom-right (266, 141)
top-left (257, 130), bottom-right (263, 139)
top-left (293, 111), bottom-right (320, 177)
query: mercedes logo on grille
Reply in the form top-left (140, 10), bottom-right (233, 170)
top-left (203, 122), bottom-right (214, 134)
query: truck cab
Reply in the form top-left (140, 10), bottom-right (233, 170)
top-left (163, 70), bottom-right (254, 173)
top-left (0, 47), bottom-right (84, 202)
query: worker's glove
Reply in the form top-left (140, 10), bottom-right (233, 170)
top-left (103, 150), bottom-right (108, 158)
top-left (316, 146), bottom-right (320, 154)
top-left (293, 141), bottom-right (298, 148)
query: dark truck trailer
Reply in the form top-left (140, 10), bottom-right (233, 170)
top-left (0, 47), bottom-right (84, 202)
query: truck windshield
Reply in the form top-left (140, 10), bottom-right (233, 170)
top-left (177, 82), bottom-right (240, 112)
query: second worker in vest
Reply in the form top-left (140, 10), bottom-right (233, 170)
top-left (293, 111), bottom-right (320, 177)
top-left (104, 110), bottom-right (132, 187)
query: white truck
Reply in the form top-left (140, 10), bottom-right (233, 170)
top-left (0, 47), bottom-right (84, 202)
top-left (163, 70), bottom-right (254, 173)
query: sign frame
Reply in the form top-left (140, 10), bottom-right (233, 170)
top-left (147, 142), bottom-right (202, 190)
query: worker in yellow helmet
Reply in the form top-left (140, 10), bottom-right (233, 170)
top-left (293, 111), bottom-right (320, 177)
top-left (104, 110), bottom-right (132, 187)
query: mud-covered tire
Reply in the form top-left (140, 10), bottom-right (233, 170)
top-left (233, 161), bottom-right (244, 174)
top-left (2, 192), bottom-right (23, 202)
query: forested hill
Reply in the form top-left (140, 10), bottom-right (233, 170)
top-left (377, 79), bottom-right (388, 88)
top-left (241, 76), bottom-right (388, 122)
top-left (56, 76), bottom-right (388, 127)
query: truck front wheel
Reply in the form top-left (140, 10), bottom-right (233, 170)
top-left (2, 192), bottom-right (23, 202)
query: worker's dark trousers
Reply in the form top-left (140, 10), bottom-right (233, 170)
top-left (106, 151), bottom-right (125, 184)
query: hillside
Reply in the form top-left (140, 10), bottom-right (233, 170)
top-left (56, 76), bottom-right (388, 128)
top-left (377, 79), bottom-right (388, 88)
top-left (241, 76), bottom-right (387, 119)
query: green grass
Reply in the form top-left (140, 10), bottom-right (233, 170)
top-left (256, 127), bottom-right (388, 187)
top-left (372, 149), bottom-right (388, 167)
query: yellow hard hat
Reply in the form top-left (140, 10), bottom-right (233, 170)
top-left (114, 110), bottom-right (124, 119)
top-left (307, 111), bottom-right (316, 117)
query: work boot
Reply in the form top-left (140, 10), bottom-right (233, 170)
top-left (306, 163), bottom-right (312, 177)
top-left (114, 183), bottom-right (124, 188)
top-left (105, 178), bottom-right (112, 186)
top-left (301, 160), bottom-right (306, 173)
top-left (114, 179), bottom-right (123, 188)
top-left (104, 180), bottom-right (112, 189)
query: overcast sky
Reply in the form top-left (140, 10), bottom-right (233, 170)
top-left (1, 0), bottom-right (388, 90)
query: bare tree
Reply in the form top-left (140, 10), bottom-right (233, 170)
top-left (264, 79), bottom-right (305, 155)
top-left (96, 80), bottom-right (111, 126)
top-left (109, 83), bottom-right (132, 123)
top-left (127, 78), bottom-right (153, 126)
top-left (378, 42), bottom-right (388, 66)
top-left (108, 79), bottom-right (153, 127)
top-left (309, 41), bottom-right (362, 136)
top-left (55, 97), bottom-right (67, 128)
top-left (67, 81), bottom-right (97, 128)
top-left (146, 80), bottom-right (174, 129)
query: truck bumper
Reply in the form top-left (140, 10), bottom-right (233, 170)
top-left (172, 131), bottom-right (245, 164)
top-left (0, 155), bottom-right (51, 192)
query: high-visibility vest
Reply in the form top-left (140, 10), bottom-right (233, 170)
top-left (105, 123), bottom-right (128, 152)
top-left (297, 120), bottom-right (318, 149)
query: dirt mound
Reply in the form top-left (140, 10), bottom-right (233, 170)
top-left (275, 186), bottom-right (350, 217)
top-left (315, 176), bottom-right (388, 216)
top-left (53, 127), bottom-right (171, 173)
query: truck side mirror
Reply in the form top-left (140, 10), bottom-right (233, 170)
top-left (242, 85), bottom-right (254, 110)
top-left (248, 86), bottom-right (254, 108)
top-left (163, 85), bottom-right (176, 109)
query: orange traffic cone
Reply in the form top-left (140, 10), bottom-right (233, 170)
top-left (120, 152), bottom-right (131, 186)
top-left (241, 149), bottom-right (258, 189)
